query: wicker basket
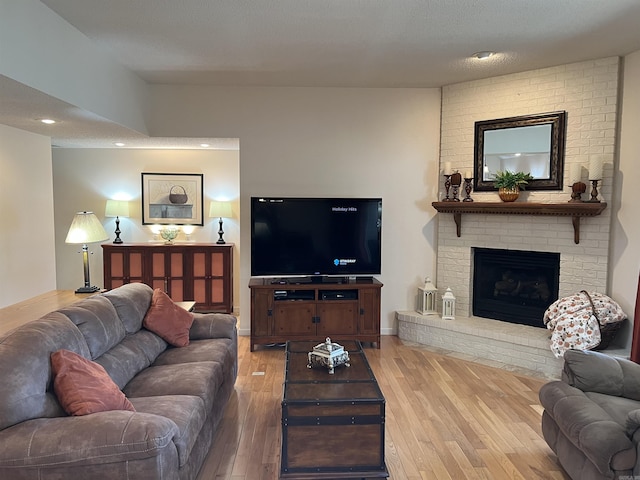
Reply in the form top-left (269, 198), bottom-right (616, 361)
top-left (581, 290), bottom-right (624, 351)
top-left (169, 185), bottom-right (188, 204)
top-left (593, 321), bottom-right (623, 351)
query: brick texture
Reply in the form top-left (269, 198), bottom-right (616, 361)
top-left (437, 57), bottom-right (619, 317)
top-left (399, 58), bottom-right (621, 374)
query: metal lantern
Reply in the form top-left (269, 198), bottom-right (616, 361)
top-left (417, 277), bottom-right (438, 315)
top-left (442, 287), bottom-right (456, 320)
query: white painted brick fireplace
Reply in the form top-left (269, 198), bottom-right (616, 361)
top-left (398, 57), bottom-right (620, 378)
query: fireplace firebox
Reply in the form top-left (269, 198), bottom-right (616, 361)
top-left (472, 248), bottom-right (560, 328)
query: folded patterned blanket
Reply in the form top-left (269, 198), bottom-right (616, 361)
top-left (544, 290), bottom-right (626, 357)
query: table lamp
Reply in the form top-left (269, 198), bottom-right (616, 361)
top-left (209, 201), bottom-right (232, 244)
top-left (104, 200), bottom-right (130, 243)
top-left (65, 211), bottom-right (109, 293)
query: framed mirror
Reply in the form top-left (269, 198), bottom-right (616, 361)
top-left (473, 111), bottom-right (567, 191)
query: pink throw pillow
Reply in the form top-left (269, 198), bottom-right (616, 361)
top-left (143, 288), bottom-right (194, 347)
top-left (51, 349), bottom-right (135, 416)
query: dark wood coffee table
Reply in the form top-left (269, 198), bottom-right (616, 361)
top-left (280, 340), bottom-right (388, 479)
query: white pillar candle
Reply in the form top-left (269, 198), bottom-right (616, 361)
top-left (589, 155), bottom-right (604, 180)
top-left (464, 170), bottom-right (472, 179)
top-left (569, 163), bottom-right (582, 185)
top-left (444, 162), bottom-right (452, 175)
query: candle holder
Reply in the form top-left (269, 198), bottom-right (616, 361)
top-left (569, 181), bottom-right (586, 202)
top-left (463, 177), bottom-right (474, 202)
top-left (443, 175), bottom-right (452, 201)
top-left (587, 179), bottom-right (601, 203)
top-left (450, 172), bottom-right (462, 202)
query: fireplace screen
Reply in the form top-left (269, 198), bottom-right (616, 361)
top-left (472, 248), bottom-right (560, 328)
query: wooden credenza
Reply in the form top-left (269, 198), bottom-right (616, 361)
top-left (102, 243), bottom-right (233, 313)
top-left (249, 277), bottom-right (382, 351)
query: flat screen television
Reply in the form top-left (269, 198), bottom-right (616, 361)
top-left (251, 197), bottom-right (382, 278)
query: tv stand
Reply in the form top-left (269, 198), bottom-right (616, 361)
top-left (250, 277), bottom-right (382, 351)
top-left (269, 276), bottom-right (374, 285)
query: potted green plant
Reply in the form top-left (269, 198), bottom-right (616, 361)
top-left (492, 170), bottom-right (534, 201)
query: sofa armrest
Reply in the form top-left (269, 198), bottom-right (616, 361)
top-left (189, 313), bottom-right (237, 341)
top-left (0, 411), bottom-right (178, 469)
top-left (626, 409), bottom-right (640, 437)
top-left (561, 349), bottom-right (640, 401)
top-left (540, 380), bottom-right (636, 473)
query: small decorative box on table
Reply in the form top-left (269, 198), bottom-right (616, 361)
top-left (281, 340), bottom-right (388, 479)
top-left (307, 337), bottom-right (350, 374)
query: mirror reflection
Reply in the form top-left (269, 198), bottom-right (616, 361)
top-left (474, 111), bottom-right (566, 191)
top-left (483, 124), bottom-right (552, 181)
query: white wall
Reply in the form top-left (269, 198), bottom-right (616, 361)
top-left (6, 39), bottom-right (635, 349)
top-left (51, 148), bottom-right (241, 311)
top-left (610, 49), bottom-right (640, 347)
top-left (0, 124), bottom-right (56, 307)
top-left (0, 0), bottom-right (148, 133)
top-left (147, 86), bottom-right (442, 336)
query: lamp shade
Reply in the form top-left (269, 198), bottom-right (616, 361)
top-left (105, 200), bottom-right (130, 218)
top-left (65, 212), bottom-right (109, 244)
top-left (209, 201), bottom-right (232, 218)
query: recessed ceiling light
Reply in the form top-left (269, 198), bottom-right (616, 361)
top-left (200, 143), bottom-right (210, 148)
top-left (40, 118), bottom-right (56, 124)
top-left (472, 51), bottom-right (495, 60)
top-left (114, 142), bottom-right (125, 147)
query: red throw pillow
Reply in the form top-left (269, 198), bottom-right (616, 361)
top-left (51, 349), bottom-right (135, 416)
top-left (143, 288), bottom-right (194, 347)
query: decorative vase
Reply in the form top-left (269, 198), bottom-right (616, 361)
top-left (160, 227), bottom-right (179, 244)
top-left (498, 187), bottom-right (520, 202)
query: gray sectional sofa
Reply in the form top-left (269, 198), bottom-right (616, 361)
top-left (0, 283), bottom-right (238, 480)
top-left (540, 349), bottom-right (640, 480)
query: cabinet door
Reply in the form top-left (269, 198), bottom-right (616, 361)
top-left (103, 247), bottom-right (144, 289)
top-left (274, 302), bottom-right (315, 336)
top-left (192, 250), bottom-right (209, 306)
top-left (192, 247), bottom-right (232, 312)
top-left (251, 289), bottom-right (273, 337)
top-left (358, 288), bottom-right (381, 335)
top-left (317, 302), bottom-right (358, 335)
top-left (148, 249), bottom-right (185, 300)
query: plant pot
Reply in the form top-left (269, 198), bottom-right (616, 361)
top-left (498, 187), bottom-right (520, 202)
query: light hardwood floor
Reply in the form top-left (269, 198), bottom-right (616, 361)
top-left (197, 335), bottom-right (569, 480)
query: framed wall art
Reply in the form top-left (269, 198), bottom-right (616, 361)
top-left (141, 173), bottom-right (204, 225)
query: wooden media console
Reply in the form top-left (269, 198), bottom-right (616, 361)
top-left (249, 277), bottom-right (382, 352)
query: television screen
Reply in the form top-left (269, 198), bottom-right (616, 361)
top-left (251, 197), bottom-right (382, 278)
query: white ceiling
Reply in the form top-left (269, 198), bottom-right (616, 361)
top-left (3, 0), bottom-right (640, 148)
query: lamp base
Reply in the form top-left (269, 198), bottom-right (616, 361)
top-left (75, 285), bottom-right (101, 294)
top-left (113, 217), bottom-right (123, 243)
top-left (217, 217), bottom-right (226, 244)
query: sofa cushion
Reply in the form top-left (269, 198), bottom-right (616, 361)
top-left (584, 391), bottom-right (640, 428)
top-left (52, 349), bottom-right (135, 416)
top-left (143, 289), bottom-right (194, 347)
top-left (0, 312), bottom-right (90, 430)
top-left (0, 411), bottom-right (178, 468)
top-left (103, 282), bottom-right (154, 334)
top-left (124, 362), bottom-right (223, 413)
top-left (562, 349), bottom-right (640, 401)
top-left (130, 395), bottom-right (206, 467)
top-left (153, 338), bottom-right (234, 367)
top-left (95, 329), bottom-right (168, 389)
top-left (58, 295), bottom-right (126, 359)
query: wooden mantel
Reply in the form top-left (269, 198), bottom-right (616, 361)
top-left (431, 201), bottom-right (607, 244)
